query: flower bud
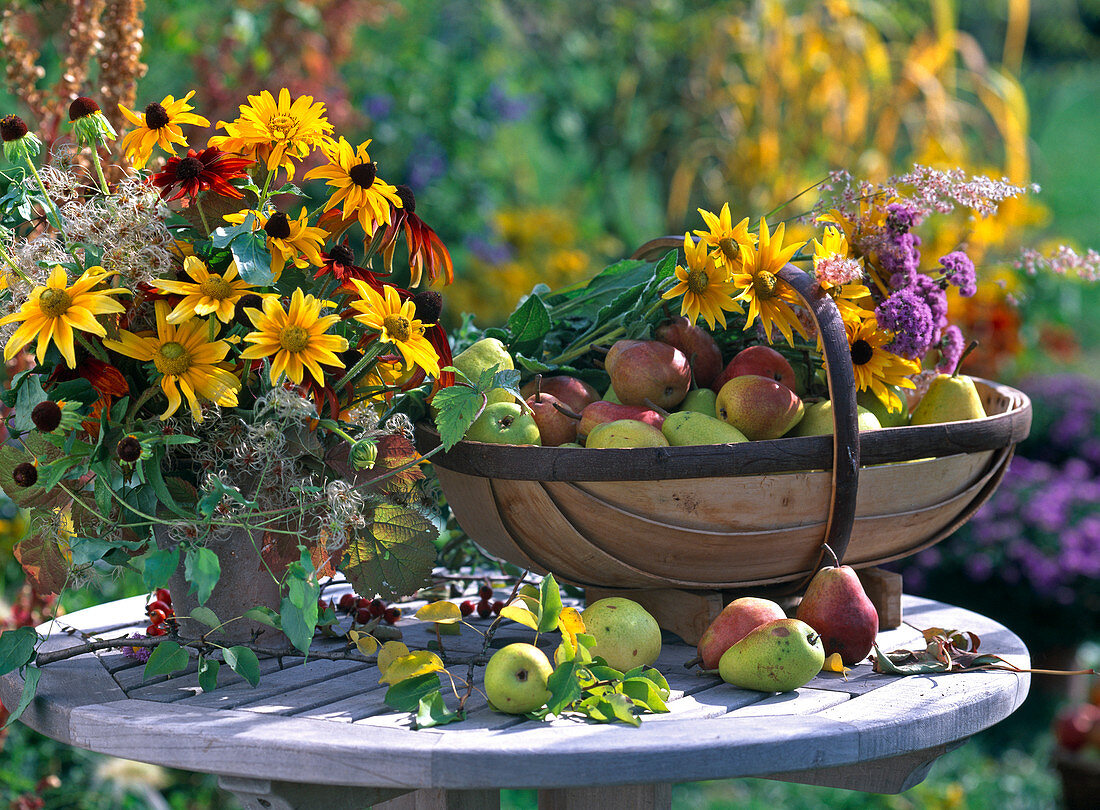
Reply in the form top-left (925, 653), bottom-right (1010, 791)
top-left (350, 439), bottom-right (378, 470)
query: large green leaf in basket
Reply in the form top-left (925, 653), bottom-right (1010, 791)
top-left (341, 504), bottom-right (437, 601)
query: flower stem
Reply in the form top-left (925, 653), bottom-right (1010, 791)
top-left (74, 331), bottom-right (109, 363)
top-left (89, 145), bottom-right (110, 195)
top-left (0, 239), bottom-right (32, 284)
top-left (196, 193), bottom-right (212, 236)
top-left (20, 143), bottom-right (66, 234)
top-left (333, 341), bottom-right (385, 392)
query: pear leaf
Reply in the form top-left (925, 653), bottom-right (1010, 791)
top-left (414, 689), bottom-right (461, 729)
top-left (2, 666), bottom-right (40, 729)
top-left (348, 630), bottom-right (380, 656)
top-left (384, 672), bottom-right (442, 713)
top-left (197, 656), bottom-right (220, 693)
top-left (537, 573), bottom-right (563, 633)
top-left (545, 660), bottom-right (583, 716)
top-left (499, 603), bottom-right (539, 631)
top-left (377, 641), bottom-right (411, 680)
top-left (378, 651), bottom-right (444, 686)
top-left (223, 646), bottom-right (261, 687)
top-left (144, 641), bottom-right (189, 679)
top-left (415, 601), bottom-right (463, 625)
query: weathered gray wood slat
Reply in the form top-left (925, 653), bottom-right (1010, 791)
top-left (230, 662), bottom-right (373, 715)
top-left (293, 685), bottom-right (392, 723)
top-left (126, 657), bottom-right (288, 703)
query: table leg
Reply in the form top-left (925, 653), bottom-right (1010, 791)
top-left (218, 776), bottom-right (408, 810)
top-left (373, 788), bottom-right (501, 809)
top-left (537, 784), bottom-right (671, 810)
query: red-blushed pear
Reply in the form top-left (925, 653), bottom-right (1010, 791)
top-left (713, 345), bottom-right (800, 395)
top-left (716, 375), bottom-right (804, 440)
top-left (520, 375), bottom-right (599, 415)
top-left (565, 400), bottom-right (665, 440)
top-left (697, 597), bottom-right (787, 670)
top-left (525, 377), bottom-right (578, 447)
top-left (604, 339), bottom-right (691, 410)
top-left (718, 618), bottom-right (824, 692)
top-left (655, 317), bottom-right (724, 389)
top-left (795, 545), bottom-right (879, 666)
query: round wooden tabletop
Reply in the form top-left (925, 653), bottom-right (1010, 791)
top-left (0, 591), bottom-right (1030, 810)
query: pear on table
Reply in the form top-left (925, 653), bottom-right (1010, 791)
top-left (697, 596), bottom-right (787, 670)
top-left (718, 618), bottom-right (824, 692)
top-left (795, 546), bottom-right (879, 666)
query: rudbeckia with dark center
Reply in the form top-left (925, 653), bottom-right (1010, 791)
top-left (118, 92), bottom-right (210, 170)
top-left (313, 240), bottom-right (383, 288)
top-left (152, 147), bottom-right (253, 202)
top-left (380, 185), bottom-right (454, 287)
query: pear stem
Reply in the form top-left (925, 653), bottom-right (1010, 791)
top-left (534, 374), bottom-right (543, 404)
top-left (822, 542), bottom-right (840, 568)
top-left (643, 398), bottom-right (670, 418)
top-left (553, 402), bottom-right (582, 421)
top-left (953, 340), bottom-right (980, 378)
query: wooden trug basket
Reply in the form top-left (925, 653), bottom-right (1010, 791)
top-left (418, 248), bottom-right (1031, 642)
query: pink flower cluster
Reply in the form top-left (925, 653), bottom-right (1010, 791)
top-left (1018, 246), bottom-right (1100, 282)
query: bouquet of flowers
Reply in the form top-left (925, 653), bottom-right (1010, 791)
top-left (0, 89), bottom-right (458, 652)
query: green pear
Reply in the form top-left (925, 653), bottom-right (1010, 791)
top-left (678, 388), bottom-right (718, 417)
top-left (857, 386), bottom-right (909, 427)
top-left (910, 372), bottom-right (986, 426)
top-left (789, 400), bottom-right (881, 437)
top-left (484, 643), bottom-right (554, 714)
top-left (661, 411), bottom-right (748, 446)
top-left (581, 597), bottom-right (662, 671)
top-left (585, 419), bottom-right (669, 448)
top-left (718, 618), bottom-right (824, 692)
top-left (452, 337), bottom-right (515, 405)
top-left (465, 402), bottom-right (541, 445)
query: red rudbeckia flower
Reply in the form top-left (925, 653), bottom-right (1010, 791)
top-left (152, 147), bottom-right (253, 202)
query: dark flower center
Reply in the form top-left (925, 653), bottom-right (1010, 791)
top-left (144, 102), bottom-right (171, 129)
top-left (411, 290), bottom-right (442, 324)
top-left (175, 156), bottom-right (205, 180)
top-left (851, 339), bottom-right (874, 365)
top-left (1, 114), bottom-right (29, 142)
top-left (69, 96), bottom-right (100, 121)
top-left (13, 462), bottom-right (38, 488)
top-left (264, 212), bottom-right (292, 240)
top-left (31, 401), bottom-right (62, 432)
top-left (116, 436), bottom-right (143, 463)
top-left (328, 243), bottom-right (355, 266)
top-left (395, 184), bottom-right (416, 213)
top-left (348, 161), bottom-right (377, 189)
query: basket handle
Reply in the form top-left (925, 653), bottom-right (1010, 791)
top-left (630, 237), bottom-right (859, 571)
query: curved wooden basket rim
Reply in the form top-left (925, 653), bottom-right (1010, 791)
top-left (419, 238), bottom-right (1033, 579)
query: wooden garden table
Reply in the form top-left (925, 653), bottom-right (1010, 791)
top-left (1, 591), bottom-right (1030, 810)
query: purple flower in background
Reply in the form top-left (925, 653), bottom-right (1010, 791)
top-left (484, 82), bottom-right (532, 123)
top-left (362, 93), bottom-right (394, 121)
top-left (465, 233), bottom-right (513, 265)
top-left (937, 325), bottom-right (965, 373)
top-left (940, 251), bottom-right (977, 296)
top-left (407, 137), bottom-right (448, 189)
top-left (875, 287), bottom-right (935, 358)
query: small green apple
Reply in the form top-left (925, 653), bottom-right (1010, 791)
top-left (581, 597), bottom-right (662, 671)
top-left (483, 642), bottom-right (554, 714)
top-left (465, 402), bottom-right (541, 445)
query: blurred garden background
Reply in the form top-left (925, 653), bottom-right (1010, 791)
top-left (2, 0), bottom-right (1099, 806)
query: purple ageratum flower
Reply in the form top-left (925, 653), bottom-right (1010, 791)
top-left (937, 325), bottom-right (965, 373)
top-left (909, 273), bottom-right (949, 331)
top-left (886, 202), bottom-right (921, 234)
top-left (121, 634), bottom-right (152, 662)
top-left (881, 232), bottom-right (921, 287)
top-left (940, 251), bottom-right (977, 297)
top-left (875, 287), bottom-right (935, 359)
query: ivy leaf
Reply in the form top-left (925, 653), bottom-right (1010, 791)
top-left (184, 547), bottom-right (221, 605)
top-left (142, 547), bottom-right (179, 591)
top-left (223, 646), bottom-right (261, 687)
top-left (144, 641), bottom-right (189, 679)
top-left (384, 672), bottom-right (441, 713)
top-left (2, 666), bottom-right (40, 729)
top-left (431, 384), bottom-right (485, 450)
top-left (415, 690), bottom-right (460, 729)
top-left (0, 627), bottom-right (38, 678)
top-left (341, 504), bottom-right (436, 602)
top-left (197, 656), bottom-right (220, 693)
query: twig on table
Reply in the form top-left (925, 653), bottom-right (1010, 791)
top-left (456, 569), bottom-right (529, 714)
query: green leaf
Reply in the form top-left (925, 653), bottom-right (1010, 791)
top-left (0, 627), bottom-right (38, 678)
top-left (94, 474), bottom-right (112, 518)
top-left (545, 660), bottom-right (583, 715)
top-left (384, 672), bottom-right (442, 713)
top-left (620, 677), bottom-right (669, 713)
top-left (231, 231), bottom-right (274, 286)
top-left (12, 374), bottom-right (47, 433)
top-left (184, 547), bottom-right (221, 605)
top-left (415, 689), bottom-right (460, 729)
top-left (507, 293), bottom-right (552, 355)
top-left (242, 606), bottom-right (281, 629)
top-left (210, 217), bottom-right (253, 248)
top-left (596, 692), bottom-right (641, 726)
top-left (144, 641), bottom-right (189, 679)
top-left (341, 504), bottom-right (436, 602)
top-left (35, 458), bottom-right (78, 494)
top-left (189, 606), bottom-right (221, 629)
top-left (431, 385), bottom-right (485, 450)
top-left (514, 354), bottom-right (554, 373)
top-left (67, 536), bottom-right (114, 566)
top-left (2, 666), bottom-right (40, 729)
top-left (145, 450), bottom-right (193, 519)
top-left (637, 667), bottom-right (670, 698)
top-left (279, 597), bottom-right (315, 655)
top-left (537, 574), bottom-right (563, 634)
top-left (197, 656), bottom-right (219, 693)
top-left (223, 646), bottom-right (261, 687)
top-left (142, 547), bottom-right (179, 591)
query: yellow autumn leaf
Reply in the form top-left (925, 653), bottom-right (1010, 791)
top-left (348, 629), bottom-right (379, 656)
top-left (377, 640), bottom-right (410, 681)
top-left (557, 606), bottom-right (585, 647)
top-left (378, 650), bottom-right (445, 685)
top-left (415, 601), bottom-right (463, 624)
top-left (823, 653), bottom-right (850, 675)
top-left (499, 602), bottom-right (539, 630)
